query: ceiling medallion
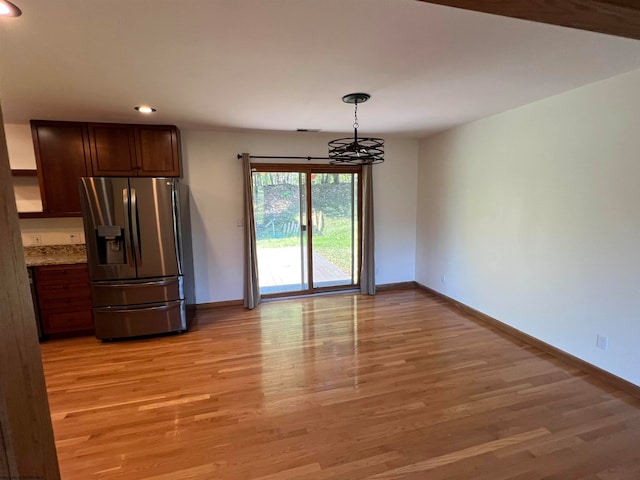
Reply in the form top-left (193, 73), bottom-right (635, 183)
top-left (328, 93), bottom-right (384, 165)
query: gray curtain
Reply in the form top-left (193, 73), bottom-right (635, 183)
top-left (360, 164), bottom-right (376, 295)
top-left (242, 153), bottom-right (260, 309)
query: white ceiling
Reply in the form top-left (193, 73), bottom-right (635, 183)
top-left (2, 0), bottom-right (640, 138)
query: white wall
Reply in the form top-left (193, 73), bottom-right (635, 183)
top-left (5, 124), bottom-right (36, 169)
top-left (416, 68), bottom-right (640, 386)
top-left (5, 123), bottom-right (44, 215)
top-left (182, 130), bottom-right (418, 304)
top-left (19, 218), bottom-right (85, 246)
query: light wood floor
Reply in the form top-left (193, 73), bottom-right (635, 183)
top-left (40, 289), bottom-right (640, 479)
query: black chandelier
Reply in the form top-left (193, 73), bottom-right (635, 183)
top-left (328, 93), bottom-right (384, 165)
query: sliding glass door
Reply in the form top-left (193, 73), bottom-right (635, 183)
top-left (252, 165), bottom-right (360, 296)
top-left (252, 170), bottom-right (308, 294)
top-left (310, 171), bottom-right (359, 289)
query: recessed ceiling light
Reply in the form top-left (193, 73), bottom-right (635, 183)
top-left (134, 105), bottom-right (156, 114)
top-left (0, 1), bottom-right (22, 17)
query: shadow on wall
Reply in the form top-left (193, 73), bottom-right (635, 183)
top-left (420, 134), bottom-right (461, 290)
top-left (188, 198), bottom-right (209, 305)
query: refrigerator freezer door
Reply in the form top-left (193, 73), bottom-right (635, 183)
top-left (91, 276), bottom-right (184, 307)
top-left (130, 177), bottom-right (181, 279)
top-left (80, 177), bottom-right (137, 281)
top-left (93, 299), bottom-right (186, 340)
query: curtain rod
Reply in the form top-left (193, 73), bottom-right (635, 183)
top-left (237, 154), bottom-right (332, 161)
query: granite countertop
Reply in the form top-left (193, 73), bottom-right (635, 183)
top-left (24, 244), bottom-right (88, 267)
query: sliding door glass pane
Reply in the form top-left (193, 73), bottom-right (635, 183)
top-left (253, 172), bottom-right (308, 294)
top-left (310, 172), bottom-right (358, 288)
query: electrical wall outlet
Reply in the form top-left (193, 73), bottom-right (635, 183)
top-left (596, 334), bottom-right (609, 351)
top-left (28, 234), bottom-right (42, 246)
top-left (68, 232), bottom-right (83, 244)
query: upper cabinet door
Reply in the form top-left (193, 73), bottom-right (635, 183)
top-left (134, 126), bottom-right (181, 177)
top-left (88, 124), bottom-right (138, 176)
top-left (31, 121), bottom-right (92, 216)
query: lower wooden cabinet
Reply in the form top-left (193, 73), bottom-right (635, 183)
top-left (34, 263), bottom-right (94, 336)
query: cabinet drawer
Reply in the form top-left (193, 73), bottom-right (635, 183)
top-left (41, 309), bottom-right (94, 334)
top-left (38, 295), bottom-right (92, 310)
top-left (37, 282), bottom-right (91, 298)
top-left (34, 264), bottom-right (89, 286)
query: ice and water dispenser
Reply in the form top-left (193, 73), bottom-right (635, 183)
top-left (96, 225), bottom-right (126, 265)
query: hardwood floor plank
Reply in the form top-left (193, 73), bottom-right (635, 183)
top-left (370, 428), bottom-right (550, 478)
top-left (39, 289), bottom-right (640, 479)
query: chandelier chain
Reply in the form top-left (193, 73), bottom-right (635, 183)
top-left (353, 103), bottom-right (359, 130)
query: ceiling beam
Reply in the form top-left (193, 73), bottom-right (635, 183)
top-left (416, 0), bottom-right (640, 41)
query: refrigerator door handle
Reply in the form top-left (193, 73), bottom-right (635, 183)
top-left (122, 187), bottom-right (135, 268)
top-left (95, 300), bottom-right (181, 314)
top-left (131, 187), bottom-right (142, 266)
top-left (95, 279), bottom-right (177, 288)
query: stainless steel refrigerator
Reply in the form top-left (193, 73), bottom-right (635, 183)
top-left (79, 177), bottom-right (194, 340)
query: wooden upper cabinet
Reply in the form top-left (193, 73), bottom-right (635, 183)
top-left (31, 120), bottom-right (92, 216)
top-left (88, 123), bottom-right (138, 176)
top-left (135, 125), bottom-right (181, 177)
top-left (29, 121), bottom-right (181, 217)
top-left (89, 124), bottom-right (180, 177)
